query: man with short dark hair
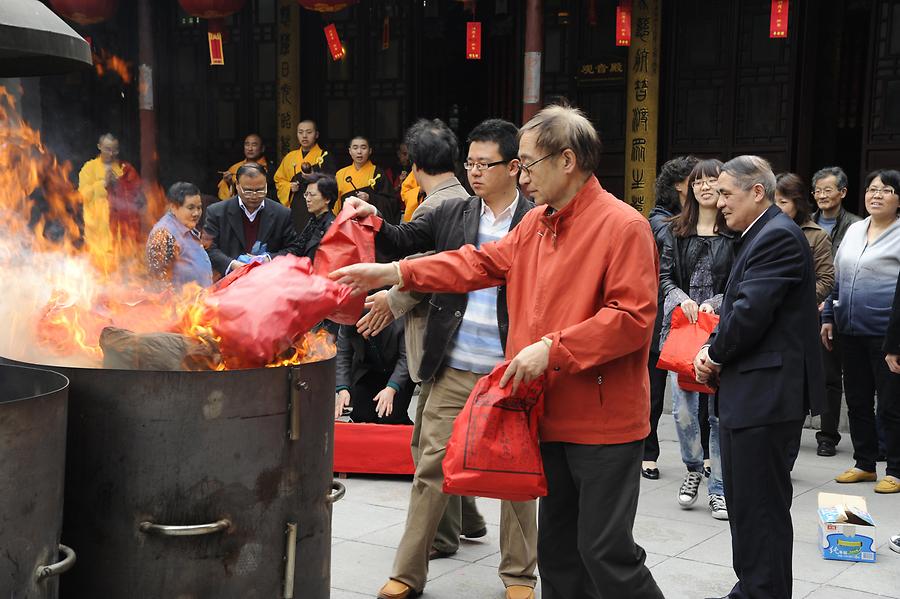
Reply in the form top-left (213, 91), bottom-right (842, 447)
top-left (351, 118), bottom-right (538, 599)
top-left (203, 162), bottom-right (301, 278)
top-left (334, 106), bottom-right (663, 599)
top-left (810, 165), bottom-right (861, 457)
top-left (695, 155), bottom-right (824, 599)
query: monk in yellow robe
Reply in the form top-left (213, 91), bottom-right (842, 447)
top-left (401, 170), bottom-right (422, 222)
top-left (335, 135), bottom-right (400, 223)
top-left (78, 133), bottom-right (141, 261)
top-left (217, 133), bottom-right (269, 200)
top-left (273, 120), bottom-right (336, 207)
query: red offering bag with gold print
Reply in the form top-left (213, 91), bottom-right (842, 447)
top-left (442, 362), bottom-right (547, 502)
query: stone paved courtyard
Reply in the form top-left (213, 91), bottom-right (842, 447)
top-left (331, 418), bottom-right (900, 599)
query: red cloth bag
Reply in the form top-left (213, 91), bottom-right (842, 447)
top-left (200, 254), bottom-right (352, 368)
top-left (442, 362), bottom-right (547, 501)
top-left (657, 307), bottom-right (718, 394)
top-left (313, 205), bottom-right (378, 325)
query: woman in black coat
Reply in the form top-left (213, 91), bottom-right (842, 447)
top-left (296, 173), bottom-right (337, 261)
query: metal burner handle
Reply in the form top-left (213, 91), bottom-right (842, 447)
top-left (139, 518), bottom-right (231, 536)
top-left (35, 544), bottom-right (76, 580)
top-left (327, 481), bottom-right (345, 504)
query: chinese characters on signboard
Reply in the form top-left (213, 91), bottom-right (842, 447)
top-left (769, 0), bottom-right (789, 38)
top-left (467, 22), bottom-right (482, 60)
top-left (277, 0), bottom-right (299, 162)
top-left (624, 0), bottom-right (659, 218)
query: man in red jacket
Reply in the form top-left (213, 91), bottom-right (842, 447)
top-left (333, 105), bottom-right (663, 599)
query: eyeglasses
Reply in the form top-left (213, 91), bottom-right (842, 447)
top-left (237, 184), bottom-right (267, 197)
top-left (691, 178), bottom-right (717, 189)
top-left (812, 188), bottom-right (838, 197)
top-left (463, 159), bottom-right (508, 172)
top-left (866, 186), bottom-right (896, 196)
top-left (518, 152), bottom-right (557, 177)
top-left (302, 190), bottom-right (320, 198)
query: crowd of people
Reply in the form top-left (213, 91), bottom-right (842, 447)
top-left (74, 102), bottom-right (900, 599)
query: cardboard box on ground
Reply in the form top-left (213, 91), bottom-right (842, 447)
top-left (817, 492), bottom-right (877, 563)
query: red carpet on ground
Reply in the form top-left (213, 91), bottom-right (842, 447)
top-left (333, 422), bottom-right (415, 475)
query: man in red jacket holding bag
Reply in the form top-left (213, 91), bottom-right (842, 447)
top-left (333, 104), bottom-right (664, 599)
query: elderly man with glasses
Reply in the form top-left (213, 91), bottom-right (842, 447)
top-left (809, 166), bottom-right (863, 457)
top-left (333, 105), bottom-right (664, 599)
top-left (203, 162), bottom-right (301, 278)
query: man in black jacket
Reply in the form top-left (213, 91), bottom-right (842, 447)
top-left (334, 317), bottom-right (413, 424)
top-left (203, 162), bottom-right (301, 278)
top-left (695, 156), bottom-right (824, 599)
top-left (358, 119), bottom-right (538, 599)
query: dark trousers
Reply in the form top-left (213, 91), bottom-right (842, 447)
top-left (349, 371), bottom-right (414, 425)
top-left (700, 394), bottom-right (711, 460)
top-left (840, 334), bottom-right (900, 477)
top-left (816, 338), bottom-right (844, 445)
top-left (720, 420), bottom-right (802, 599)
top-left (643, 351), bottom-right (668, 462)
top-left (538, 441), bottom-right (663, 599)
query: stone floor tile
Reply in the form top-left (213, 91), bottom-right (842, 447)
top-left (332, 500), bottom-right (407, 540)
top-left (632, 513), bottom-right (722, 556)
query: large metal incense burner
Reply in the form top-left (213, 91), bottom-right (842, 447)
top-left (0, 364), bottom-right (72, 598)
top-left (4, 357), bottom-right (342, 598)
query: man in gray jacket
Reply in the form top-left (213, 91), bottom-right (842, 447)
top-left (810, 166), bottom-right (861, 457)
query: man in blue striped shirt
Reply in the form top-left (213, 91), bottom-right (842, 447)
top-left (362, 120), bottom-right (538, 599)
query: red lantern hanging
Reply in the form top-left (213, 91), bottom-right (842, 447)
top-left (177, 0), bottom-right (247, 65)
top-left (296, 0), bottom-right (359, 13)
top-left (49, 0), bottom-right (118, 25)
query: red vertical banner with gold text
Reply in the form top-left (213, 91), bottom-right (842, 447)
top-left (769, 0), bottom-right (789, 38)
top-left (616, 0), bottom-right (632, 46)
top-left (624, 0), bottom-right (660, 218)
top-left (208, 32), bottom-right (224, 65)
top-left (324, 23), bottom-right (344, 61)
top-left (466, 22), bottom-right (482, 60)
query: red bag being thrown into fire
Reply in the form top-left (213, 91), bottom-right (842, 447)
top-left (442, 361), bottom-right (547, 502)
top-left (312, 205), bottom-right (379, 325)
top-left (657, 307), bottom-right (719, 394)
top-left (199, 254), bottom-right (352, 369)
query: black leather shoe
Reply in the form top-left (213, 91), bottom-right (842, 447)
top-left (641, 467), bottom-right (660, 480)
top-left (462, 527), bottom-right (487, 539)
top-left (429, 547), bottom-right (455, 560)
top-left (817, 440), bottom-right (837, 457)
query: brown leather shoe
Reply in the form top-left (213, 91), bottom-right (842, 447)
top-left (835, 468), bottom-right (877, 483)
top-left (505, 585), bottom-right (536, 599)
top-left (376, 579), bottom-right (421, 599)
top-left (428, 547), bottom-right (455, 560)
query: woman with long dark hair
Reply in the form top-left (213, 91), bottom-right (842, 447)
top-left (643, 155), bottom-right (699, 480)
top-left (659, 158), bottom-right (735, 520)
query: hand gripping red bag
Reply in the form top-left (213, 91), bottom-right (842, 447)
top-left (657, 307), bottom-right (719, 394)
top-left (200, 254), bottom-right (352, 368)
top-left (312, 205), bottom-right (378, 325)
top-left (442, 361), bottom-right (547, 501)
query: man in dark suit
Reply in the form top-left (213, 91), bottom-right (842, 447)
top-left (203, 162), bottom-right (301, 278)
top-left (694, 155), bottom-right (825, 599)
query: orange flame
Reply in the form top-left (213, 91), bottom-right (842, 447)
top-left (0, 86), bottom-right (334, 370)
top-left (93, 49), bottom-right (133, 84)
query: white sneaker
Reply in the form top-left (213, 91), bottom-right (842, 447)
top-left (890, 534), bottom-right (900, 554)
top-left (708, 494), bottom-right (729, 520)
top-left (677, 471), bottom-right (703, 508)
